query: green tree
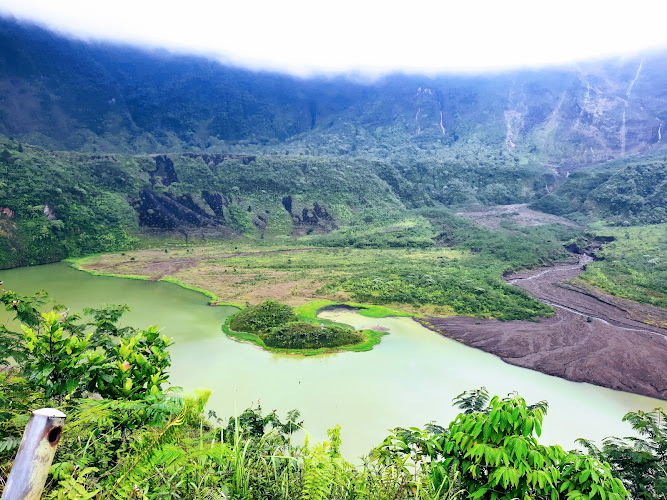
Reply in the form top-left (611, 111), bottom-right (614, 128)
top-left (578, 408), bottom-right (667, 499)
top-left (21, 311), bottom-right (100, 400)
top-left (376, 392), bottom-right (629, 499)
top-left (2, 288), bottom-right (172, 402)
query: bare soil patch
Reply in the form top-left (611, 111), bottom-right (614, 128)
top-left (420, 257), bottom-right (667, 400)
top-left (457, 204), bottom-right (579, 229)
top-left (145, 259), bottom-right (198, 280)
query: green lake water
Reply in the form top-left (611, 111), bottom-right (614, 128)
top-left (1, 262), bottom-right (664, 459)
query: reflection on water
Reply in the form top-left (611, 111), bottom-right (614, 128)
top-left (1, 263), bottom-right (663, 459)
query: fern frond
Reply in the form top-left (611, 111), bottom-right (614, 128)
top-left (0, 437), bottom-right (21, 453)
top-left (102, 407), bottom-right (185, 498)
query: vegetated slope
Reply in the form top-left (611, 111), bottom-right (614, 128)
top-left (530, 155), bottom-right (667, 224)
top-left (1, 16), bottom-right (666, 167)
top-left (0, 137), bottom-right (413, 268)
top-left (578, 224), bottom-right (667, 308)
top-left (0, 134), bottom-right (571, 268)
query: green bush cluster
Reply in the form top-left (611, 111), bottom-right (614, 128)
top-left (307, 215), bottom-right (436, 249)
top-left (228, 299), bottom-right (367, 350)
top-left (261, 322), bottom-right (364, 349)
top-left (228, 299), bottom-right (298, 333)
top-left (377, 390), bottom-right (631, 500)
top-left (340, 268), bottom-right (552, 320)
top-left (0, 290), bottom-right (172, 401)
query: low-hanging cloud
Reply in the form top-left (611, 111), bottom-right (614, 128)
top-left (2, 0), bottom-right (666, 76)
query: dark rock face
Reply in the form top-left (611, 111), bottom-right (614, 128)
top-left (0, 207), bottom-right (14, 218)
top-left (202, 190), bottom-right (228, 218)
top-left (145, 156), bottom-right (179, 186)
top-left (300, 202), bottom-right (334, 224)
top-left (281, 195), bottom-right (293, 214)
top-left (133, 153), bottom-right (340, 233)
top-left (280, 196), bottom-right (337, 232)
top-left (174, 194), bottom-right (209, 217)
top-left (282, 197), bottom-right (334, 225)
top-left (137, 190), bottom-right (216, 229)
top-left (253, 214), bottom-right (267, 230)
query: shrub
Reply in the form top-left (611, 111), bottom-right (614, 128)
top-left (229, 299), bottom-right (298, 333)
top-left (261, 323), bottom-right (364, 349)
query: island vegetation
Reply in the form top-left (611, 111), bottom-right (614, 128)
top-left (223, 299), bottom-right (383, 354)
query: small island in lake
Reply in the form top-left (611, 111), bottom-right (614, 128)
top-left (223, 299), bottom-right (385, 355)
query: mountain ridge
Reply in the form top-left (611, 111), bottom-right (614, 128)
top-left (1, 16), bottom-right (666, 167)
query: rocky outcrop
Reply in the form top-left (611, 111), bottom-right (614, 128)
top-left (281, 196), bottom-right (336, 231)
top-left (300, 202), bottom-right (333, 224)
top-left (201, 190), bottom-right (228, 219)
top-left (43, 204), bottom-right (57, 221)
top-left (136, 190), bottom-right (217, 229)
top-left (145, 156), bottom-right (179, 186)
top-left (563, 236), bottom-right (615, 260)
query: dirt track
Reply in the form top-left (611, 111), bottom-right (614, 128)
top-left (419, 257), bottom-right (667, 400)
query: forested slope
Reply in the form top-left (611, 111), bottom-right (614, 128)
top-left (0, 135), bottom-right (567, 268)
top-left (530, 155), bottom-right (667, 224)
top-left (1, 17), bottom-right (666, 269)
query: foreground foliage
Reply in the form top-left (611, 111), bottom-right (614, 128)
top-left (578, 408), bottom-right (667, 499)
top-left (377, 390), bottom-right (628, 500)
top-left (0, 291), bottom-right (172, 402)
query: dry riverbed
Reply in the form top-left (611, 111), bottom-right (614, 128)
top-left (419, 257), bottom-right (667, 400)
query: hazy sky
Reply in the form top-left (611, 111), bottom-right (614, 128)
top-left (2, 0), bottom-right (666, 76)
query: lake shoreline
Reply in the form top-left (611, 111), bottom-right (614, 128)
top-left (42, 255), bottom-right (667, 400)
